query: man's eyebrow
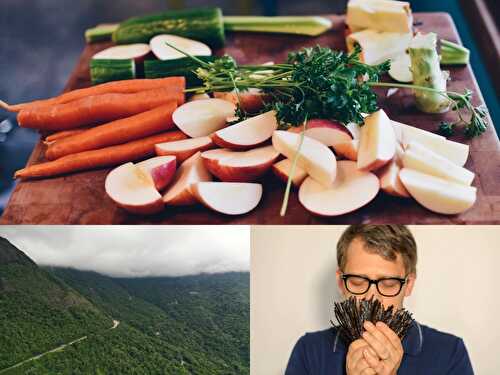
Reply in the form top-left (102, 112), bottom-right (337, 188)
top-left (344, 272), bottom-right (405, 279)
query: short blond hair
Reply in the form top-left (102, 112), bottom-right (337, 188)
top-left (337, 225), bottom-right (417, 274)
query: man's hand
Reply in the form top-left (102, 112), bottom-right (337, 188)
top-left (361, 321), bottom-right (404, 375)
top-left (346, 339), bottom-right (378, 375)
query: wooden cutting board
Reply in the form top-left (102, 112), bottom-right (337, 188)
top-left (2, 13), bottom-right (499, 224)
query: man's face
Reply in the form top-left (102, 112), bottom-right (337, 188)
top-left (336, 237), bottom-right (416, 309)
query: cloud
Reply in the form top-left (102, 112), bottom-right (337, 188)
top-left (0, 226), bottom-right (249, 278)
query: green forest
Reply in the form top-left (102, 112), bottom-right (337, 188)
top-left (0, 237), bottom-right (249, 375)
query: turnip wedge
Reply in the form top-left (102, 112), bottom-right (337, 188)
top-left (150, 34), bottom-right (211, 61)
top-left (92, 44), bottom-right (151, 62)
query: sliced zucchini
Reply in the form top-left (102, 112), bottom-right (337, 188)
top-left (150, 35), bottom-right (211, 61)
top-left (144, 56), bottom-right (215, 87)
top-left (90, 59), bottom-right (136, 85)
top-left (92, 44), bottom-right (151, 61)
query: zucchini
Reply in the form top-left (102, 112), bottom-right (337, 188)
top-left (113, 7), bottom-right (225, 49)
top-left (144, 56), bottom-right (214, 87)
top-left (223, 16), bottom-right (332, 36)
top-left (90, 59), bottom-right (136, 85)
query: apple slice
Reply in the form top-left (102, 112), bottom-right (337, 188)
top-left (333, 140), bottom-right (359, 161)
top-left (163, 152), bottom-right (212, 206)
top-left (399, 168), bottom-right (477, 215)
top-left (213, 89), bottom-right (266, 112)
top-left (212, 111), bottom-right (278, 150)
top-left (272, 130), bottom-right (337, 187)
top-left (301, 119), bottom-right (353, 146)
top-left (172, 99), bottom-right (236, 138)
top-left (105, 162), bottom-right (164, 215)
top-left (191, 182), bottom-right (263, 215)
top-left (376, 159), bottom-right (410, 198)
top-left (402, 141), bottom-right (475, 185)
top-left (201, 145), bottom-right (279, 182)
top-left (346, 122), bottom-right (361, 139)
top-left (155, 136), bottom-right (215, 163)
top-left (298, 160), bottom-right (380, 216)
top-left (136, 156), bottom-right (177, 191)
top-left (357, 109), bottom-right (396, 171)
top-left (92, 43), bottom-right (151, 62)
top-left (272, 159), bottom-right (308, 187)
top-left (392, 120), bottom-right (469, 166)
top-left (149, 34), bottom-right (211, 60)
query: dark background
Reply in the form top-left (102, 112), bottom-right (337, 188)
top-left (0, 0), bottom-right (498, 212)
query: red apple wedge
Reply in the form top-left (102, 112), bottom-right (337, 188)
top-left (172, 99), bottom-right (236, 138)
top-left (163, 151), bottom-right (212, 206)
top-left (399, 168), bottom-right (477, 214)
top-left (357, 109), bottom-right (396, 171)
top-left (286, 119), bottom-right (354, 146)
top-left (201, 145), bottom-right (279, 182)
top-left (190, 182), bottom-right (263, 215)
top-left (211, 111), bottom-right (278, 150)
top-left (213, 89), bottom-right (267, 112)
top-left (333, 140), bottom-right (359, 161)
top-left (155, 136), bottom-right (215, 163)
top-left (272, 159), bottom-right (308, 188)
top-left (105, 162), bottom-right (164, 215)
top-left (376, 159), bottom-right (410, 198)
top-left (136, 156), bottom-right (177, 191)
top-left (298, 160), bottom-right (380, 216)
top-left (272, 130), bottom-right (337, 187)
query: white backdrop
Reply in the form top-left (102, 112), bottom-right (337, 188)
top-left (250, 225), bottom-right (500, 375)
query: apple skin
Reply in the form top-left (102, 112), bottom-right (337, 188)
top-left (287, 119), bottom-right (354, 147)
top-left (213, 90), bottom-right (267, 113)
top-left (333, 140), bottom-right (359, 161)
top-left (155, 137), bottom-right (215, 163)
top-left (136, 156), bottom-right (177, 191)
top-left (272, 159), bottom-right (307, 188)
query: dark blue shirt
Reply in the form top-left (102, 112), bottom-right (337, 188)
top-left (285, 322), bottom-right (474, 375)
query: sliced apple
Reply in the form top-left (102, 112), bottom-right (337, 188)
top-left (163, 152), bottom-right (212, 206)
top-left (201, 145), bottom-right (279, 182)
top-left (272, 130), bottom-right (337, 187)
top-left (333, 140), bottom-right (359, 161)
top-left (402, 141), bottom-right (475, 185)
top-left (272, 159), bottom-right (308, 187)
top-left (212, 111), bottom-right (278, 150)
top-left (136, 156), bottom-right (177, 191)
top-left (105, 162), bottom-right (164, 215)
top-left (155, 136), bottom-right (215, 163)
top-left (357, 109), bottom-right (396, 171)
top-left (190, 182), bottom-right (263, 215)
top-left (392, 120), bottom-right (469, 166)
top-left (172, 99), bottom-right (236, 138)
top-left (346, 122), bottom-right (361, 139)
top-left (399, 168), bottom-right (477, 215)
top-left (298, 160), bottom-right (380, 216)
top-left (376, 159), bottom-right (410, 198)
top-left (213, 89), bottom-right (266, 112)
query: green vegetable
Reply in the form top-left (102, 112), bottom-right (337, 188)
top-left (440, 39), bottom-right (470, 65)
top-left (85, 24), bottom-right (119, 43)
top-left (223, 16), bottom-right (332, 36)
top-left (144, 56), bottom-right (215, 87)
top-left (408, 32), bottom-right (450, 114)
top-left (89, 59), bottom-right (136, 84)
top-left (112, 7), bottom-right (225, 48)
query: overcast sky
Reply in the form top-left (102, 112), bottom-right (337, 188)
top-left (0, 226), bottom-right (249, 278)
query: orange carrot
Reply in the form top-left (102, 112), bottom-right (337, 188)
top-left (2, 77), bottom-right (185, 112)
top-left (45, 102), bottom-right (178, 160)
top-left (18, 87), bottom-right (183, 131)
top-left (15, 130), bottom-right (187, 179)
top-left (45, 129), bottom-right (89, 143)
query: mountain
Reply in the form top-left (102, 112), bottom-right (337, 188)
top-left (0, 237), bottom-right (250, 375)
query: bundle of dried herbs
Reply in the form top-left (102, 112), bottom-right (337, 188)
top-left (331, 296), bottom-right (414, 346)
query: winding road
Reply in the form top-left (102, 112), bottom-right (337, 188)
top-left (0, 320), bottom-right (120, 374)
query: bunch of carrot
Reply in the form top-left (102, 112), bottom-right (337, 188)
top-left (0, 77), bottom-right (188, 179)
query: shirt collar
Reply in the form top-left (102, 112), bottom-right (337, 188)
top-left (332, 320), bottom-right (423, 356)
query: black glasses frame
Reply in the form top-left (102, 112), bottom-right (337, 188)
top-left (341, 274), bottom-right (407, 297)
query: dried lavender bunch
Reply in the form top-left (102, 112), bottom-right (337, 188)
top-left (331, 296), bottom-right (414, 346)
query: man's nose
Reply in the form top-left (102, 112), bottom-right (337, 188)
top-left (364, 283), bottom-right (381, 300)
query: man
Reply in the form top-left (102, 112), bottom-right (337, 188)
top-left (285, 225), bottom-right (474, 375)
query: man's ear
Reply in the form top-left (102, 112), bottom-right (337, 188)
top-left (404, 273), bottom-right (416, 297)
top-left (336, 269), bottom-right (345, 295)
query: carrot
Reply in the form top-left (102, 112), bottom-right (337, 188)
top-left (15, 130), bottom-right (187, 179)
top-left (45, 101), bottom-right (177, 160)
top-left (2, 77), bottom-right (185, 112)
top-left (45, 129), bottom-right (89, 143)
top-left (18, 87), bottom-right (183, 131)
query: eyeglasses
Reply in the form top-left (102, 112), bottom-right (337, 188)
top-left (341, 274), bottom-right (407, 297)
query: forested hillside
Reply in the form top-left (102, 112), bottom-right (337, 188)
top-left (0, 237), bottom-right (249, 375)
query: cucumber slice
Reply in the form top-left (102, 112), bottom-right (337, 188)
top-left (144, 56), bottom-right (215, 87)
top-left (92, 44), bottom-right (150, 61)
top-left (389, 53), bottom-right (413, 83)
top-left (150, 35), bottom-right (211, 61)
top-left (90, 59), bottom-right (136, 85)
